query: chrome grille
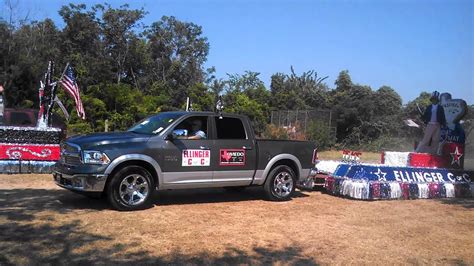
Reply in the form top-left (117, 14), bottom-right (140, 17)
top-left (61, 142), bottom-right (81, 166)
top-left (64, 155), bottom-right (81, 165)
top-left (62, 143), bottom-right (80, 153)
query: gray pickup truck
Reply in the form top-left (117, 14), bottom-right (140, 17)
top-left (54, 111), bottom-right (317, 210)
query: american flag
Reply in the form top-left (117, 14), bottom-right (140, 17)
top-left (59, 65), bottom-right (85, 119)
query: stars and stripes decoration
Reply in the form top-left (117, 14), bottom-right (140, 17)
top-left (322, 163), bottom-right (472, 200)
top-left (325, 177), bottom-right (471, 200)
top-left (59, 64), bottom-right (85, 119)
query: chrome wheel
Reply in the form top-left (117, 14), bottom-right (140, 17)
top-left (273, 171), bottom-right (294, 197)
top-left (119, 174), bottom-right (149, 206)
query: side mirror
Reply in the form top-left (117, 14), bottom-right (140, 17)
top-left (165, 134), bottom-right (174, 141)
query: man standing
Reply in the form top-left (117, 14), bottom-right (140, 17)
top-left (416, 91), bottom-right (446, 154)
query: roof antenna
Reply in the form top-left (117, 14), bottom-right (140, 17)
top-left (216, 96), bottom-right (224, 119)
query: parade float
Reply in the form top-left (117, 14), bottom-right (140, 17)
top-left (0, 61), bottom-right (84, 174)
top-left (311, 92), bottom-right (473, 200)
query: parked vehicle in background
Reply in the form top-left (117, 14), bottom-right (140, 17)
top-left (3, 108), bottom-right (66, 130)
top-left (53, 111), bottom-right (317, 211)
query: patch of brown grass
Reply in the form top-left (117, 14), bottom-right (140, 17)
top-left (1, 174), bottom-right (473, 265)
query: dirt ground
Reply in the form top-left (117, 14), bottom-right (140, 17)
top-left (0, 174), bottom-right (473, 265)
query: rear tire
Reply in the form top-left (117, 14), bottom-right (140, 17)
top-left (264, 165), bottom-right (296, 201)
top-left (106, 165), bottom-right (155, 211)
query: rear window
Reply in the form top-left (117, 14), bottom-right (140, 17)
top-left (215, 117), bottom-right (247, 139)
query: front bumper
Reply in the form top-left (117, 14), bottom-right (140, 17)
top-left (53, 171), bottom-right (108, 193)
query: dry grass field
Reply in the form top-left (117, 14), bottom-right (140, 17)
top-left (1, 174), bottom-right (473, 265)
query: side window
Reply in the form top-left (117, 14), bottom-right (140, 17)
top-left (174, 116), bottom-right (208, 140)
top-left (215, 117), bottom-right (246, 139)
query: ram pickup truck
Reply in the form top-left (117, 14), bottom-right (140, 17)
top-left (54, 111), bottom-right (317, 210)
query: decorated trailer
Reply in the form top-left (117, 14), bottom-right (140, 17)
top-left (307, 91), bottom-right (473, 200)
top-left (0, 61), bottom-right (84, 174)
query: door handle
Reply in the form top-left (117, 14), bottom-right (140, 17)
top-left (199, 146), bottom-right (209, 150)
top-left (242, 146), bottom-right (253, 150)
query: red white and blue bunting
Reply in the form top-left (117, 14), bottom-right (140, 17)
top-left (326, 176), bottom-right (472, 200)
top-left (322, 163), bottom-right (472, 200)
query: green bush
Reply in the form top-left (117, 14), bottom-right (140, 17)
top-left (306, 120), bottom-right (336, 150)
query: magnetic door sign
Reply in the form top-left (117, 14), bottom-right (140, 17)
top-left (220, 149), bottom-right (245, 166)
top-left (182, 149), bottom-right (210, 166)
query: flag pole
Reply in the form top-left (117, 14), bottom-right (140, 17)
top-left (46, 62), bottom-right (69, 126)
top-left (56, 62), bottom-right (70, 85)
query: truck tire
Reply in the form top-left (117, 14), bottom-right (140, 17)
top-left (264, 165), bottom-right (296, 201)
top-left (106, 165), bottom-right (155, 211)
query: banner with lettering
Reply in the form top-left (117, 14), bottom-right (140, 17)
top-left (343, 164), bottom-right (471, 183)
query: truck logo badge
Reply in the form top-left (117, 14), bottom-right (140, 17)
top-left (182, 149), bottom-right (210, 166)
top-left (220, 149), bottom-right (245, 166)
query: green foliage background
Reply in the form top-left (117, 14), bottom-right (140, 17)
top-left (1, 3), bottom-right (472, 151)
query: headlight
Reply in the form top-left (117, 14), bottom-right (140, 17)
top-left (82, 150), bottom-right (110, 164)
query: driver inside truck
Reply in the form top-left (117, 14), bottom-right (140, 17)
top-left (186, 118), bottom-right (207, 140)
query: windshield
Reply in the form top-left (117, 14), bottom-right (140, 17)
top-left (128, 113), bottom-right (183, 134)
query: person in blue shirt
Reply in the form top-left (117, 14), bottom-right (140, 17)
top-left (416, 91), bottom-right (446, 154)
top-left (186, 119), bottom-right (206, 140)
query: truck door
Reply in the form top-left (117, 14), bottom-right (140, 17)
top-left (159, 115), bottom-right (214, 188)
top-left (212, 116), bottom-right (257, 186)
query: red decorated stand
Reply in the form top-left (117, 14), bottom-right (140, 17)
top-left (0, 61), bottom-right (74, 174)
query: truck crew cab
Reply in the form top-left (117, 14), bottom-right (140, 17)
top-left (54, 112), bottom-right (317, 210)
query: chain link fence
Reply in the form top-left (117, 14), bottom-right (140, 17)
top-left (270, 109), bottom-right (336, 140)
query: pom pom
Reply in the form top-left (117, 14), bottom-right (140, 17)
top-left (418, 183), bottom-right (429, 199)
top-left (389, 182), bottom-right (402, 199)
top-left (380, 183), bottom-right (391, 199)
top-left (428, 183), bottom-right (441, 198)
top-left (409, 183), bottom-right (419, 199)
top-left (444, 183), bottom-right (455, 198)
top-left (370, 182), bottom-right (381, 199)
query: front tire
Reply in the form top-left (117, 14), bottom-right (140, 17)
top-left (264, 165), bottom-right (296, 201)
top-left (106, 165), bottom-right (155, 211)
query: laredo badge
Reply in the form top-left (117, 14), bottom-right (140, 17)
top-left (220, 149), bottom-right (245, 166)
top-left (182, 149), bottom-right (210, 166)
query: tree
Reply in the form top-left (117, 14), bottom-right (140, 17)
top-left (374, 86), bottom-right (402, 117)
top-left (222, 71), bottom-right (270, 134)
top-left (59, 3), bottom-right (110, 87)
top-left (146, 16), bottom-right (210, 107)
top-left (0, 18), bottom-right (61, 107)
top-left (404, 91), bottom-right (431, 118)
top-left (98, 4), bottom-right (146, 84)
top-left (270, 67), bottom-right (329, 110)
top-left (306, 120), bottom-right (336, 149)
top-left (334, 70), bottom-right (352, 93)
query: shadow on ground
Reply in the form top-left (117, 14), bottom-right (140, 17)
top-left (0, 218), bottom-right (316, 264)
top-left (437, 197), bottom-right (474, 209)
top-left (156, 187), bottom-right (309, 206)
top-left (0, 189), bottom-right (316, 265)
top-left (0, 187), bottom-right (310, 216)
top-left (0, 189), bottom-right (109, 221)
